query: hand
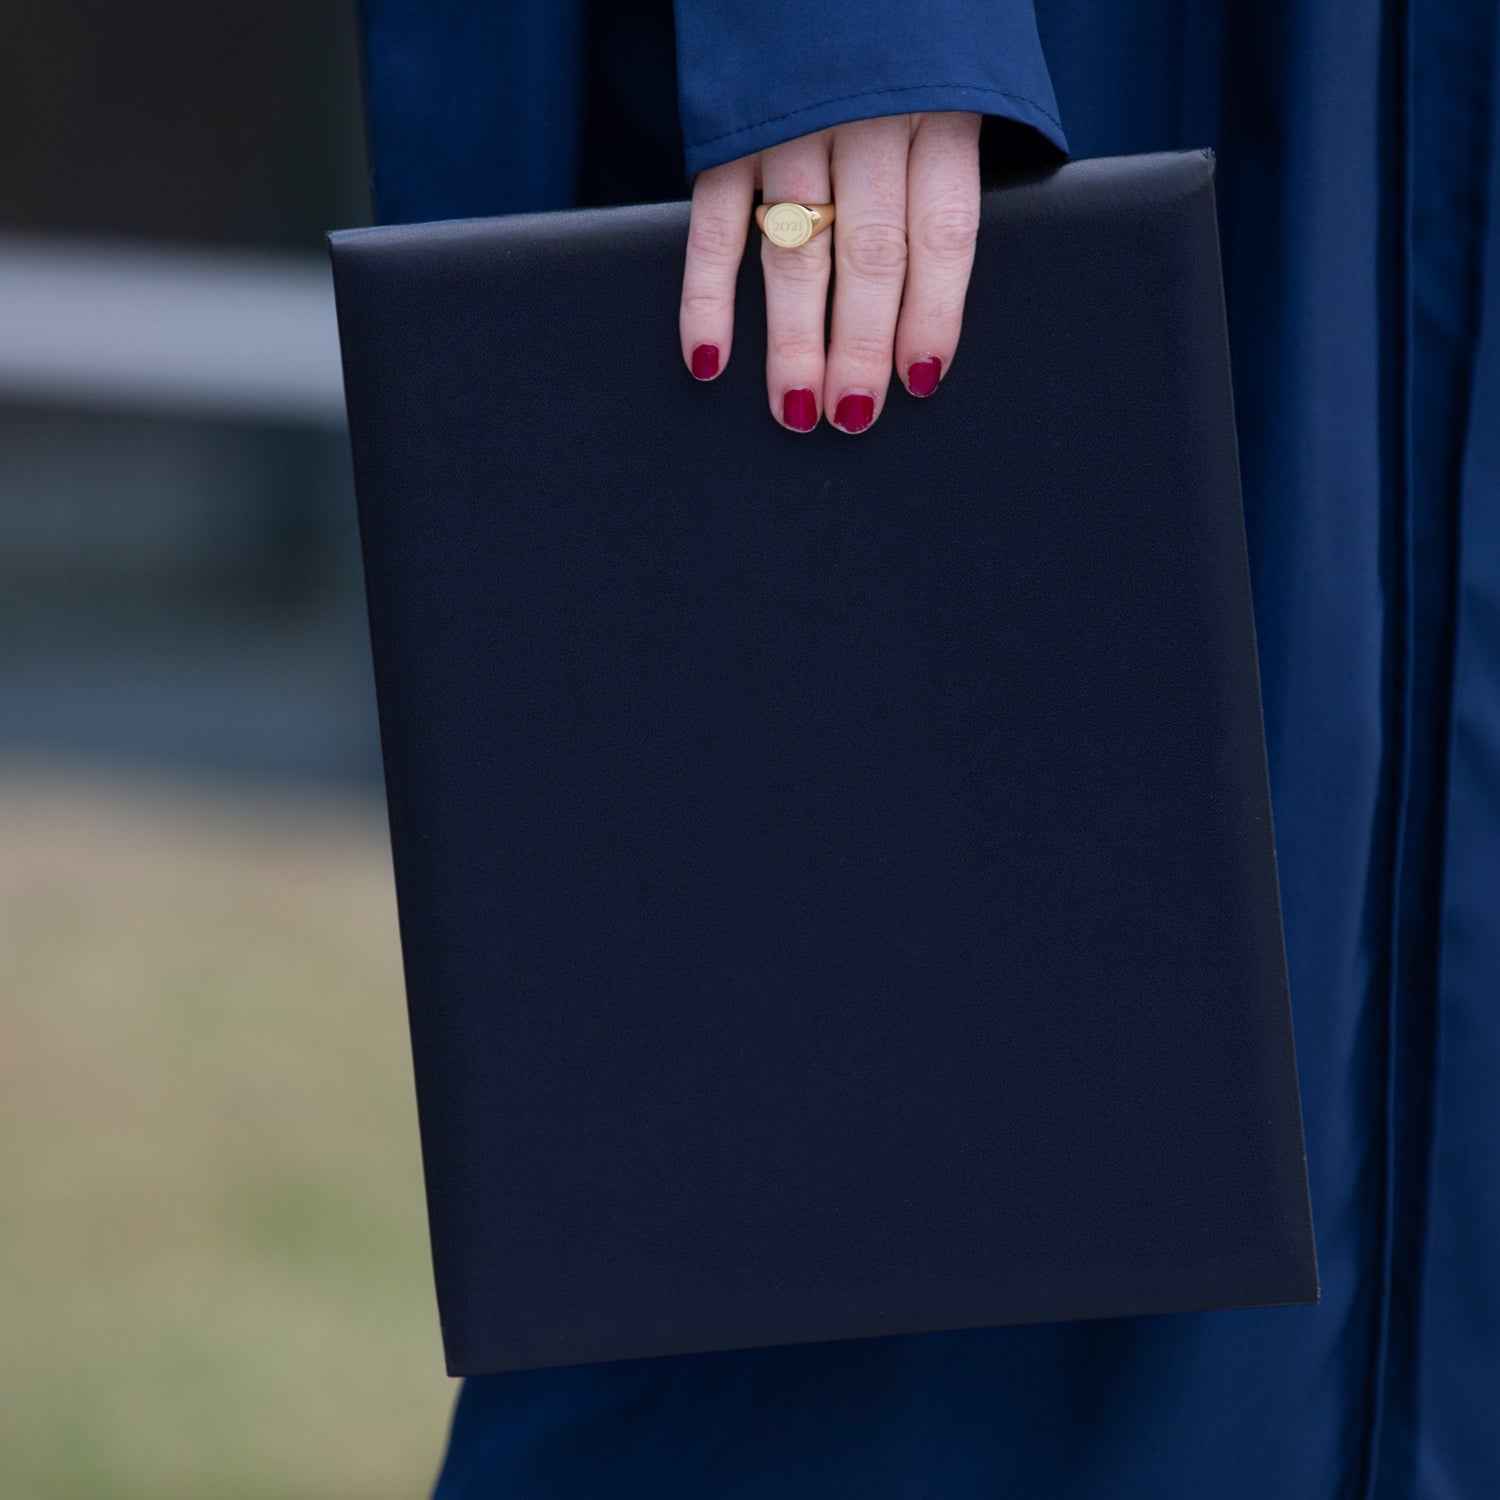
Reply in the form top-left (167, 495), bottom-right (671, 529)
top-left (680, 112), bottom-right (981, 434)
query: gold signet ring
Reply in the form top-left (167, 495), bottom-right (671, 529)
top-left (755, 201), bottom-right (836, 249)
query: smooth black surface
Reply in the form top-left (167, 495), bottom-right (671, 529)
top-left (330, 151), bottom-right (1318, 1377)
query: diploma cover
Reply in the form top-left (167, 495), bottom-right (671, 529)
top-left (330, 150), bottom-right (1319, 1376)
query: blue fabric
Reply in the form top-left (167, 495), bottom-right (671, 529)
top-left (356, 0), bottom-right (1064, 220)
top-left (358, 0), bottom-right (586, 221)
top-left (1412, 8), bottom-right (1500, 1497)
top-left (671, 0), bottom-right (1065, 176)
top-left (354, 0), bottom-right (1500, 1494)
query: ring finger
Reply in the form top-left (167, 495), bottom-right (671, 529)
top-left (760, 131), bottom-right (833, 432)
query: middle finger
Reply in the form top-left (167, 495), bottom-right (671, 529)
top-left (826, 116), bottom-right (911, 434)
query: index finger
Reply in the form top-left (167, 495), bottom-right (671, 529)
top-left (680, 155), bottom-right (756, 380)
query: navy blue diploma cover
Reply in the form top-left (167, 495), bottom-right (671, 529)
top-left (329, 151), bottom-right (1318, 1377)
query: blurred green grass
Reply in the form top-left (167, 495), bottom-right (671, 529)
top-left (0, 769), bottom-right (452, 1499)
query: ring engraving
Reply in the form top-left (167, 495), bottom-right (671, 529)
top-left (763, 202), bottom-right (816, 248)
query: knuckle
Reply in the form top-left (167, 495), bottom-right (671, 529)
top-left (688, 215), bottom-right (744, 266)
top-left (907, 288), bottom-right (966, 331)
top-left (771, 333), bottom-right (824, 365)
top-left (681, 289), bottom-right (730, 318)
top-left (836, 330), bottom-right (895, 369)
top-left (914, 204), bottom-right (980, 262)
top-left (839, 221), bottom-right (908, 281)
top-left (762, 240), bottom-right (828, 286)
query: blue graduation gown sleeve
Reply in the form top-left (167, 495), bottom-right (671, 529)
top-left (356, 0), bottom-right (1065, 224)
top-left (672, 0), bottom-right (1067, 176)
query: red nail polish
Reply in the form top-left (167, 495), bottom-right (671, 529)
top-left (691, 343), bottom-right (720, 380)
top-left (908, 356), bottom-right (942, 397)
top-left (783, 387), bottom-right (818, 431)
top-left (833, 392), bottom-right (876, 433)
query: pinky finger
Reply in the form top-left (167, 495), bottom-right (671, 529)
top-left (681, 155), bottom-right (756, 380)
top-left (896, 111), bottom-right (981, 398)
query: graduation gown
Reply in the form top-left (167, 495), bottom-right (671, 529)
top-left (355, 1), bottom-right (1500, 1494)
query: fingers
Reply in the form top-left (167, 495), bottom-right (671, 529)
top-left (686, 113), bottom-right (979, 427)
top-left (825, 116), bottom-right (911, 433)
top-left (680, 154), bottom-right (756, 381)
top-left (759, 130), bottom-right (833, 431)
top-left (896, 112), bottom-right (981, 398)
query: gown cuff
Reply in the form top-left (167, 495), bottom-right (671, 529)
top-left (673, 2), bottom-right (1067, 180)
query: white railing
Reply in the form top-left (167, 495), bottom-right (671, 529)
top-left (0, 235), bottom-right (346, 426)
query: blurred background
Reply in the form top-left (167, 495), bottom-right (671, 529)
top-left (0, 3), bottom-right (456, 1495)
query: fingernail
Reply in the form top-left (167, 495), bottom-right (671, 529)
top-left (907, 356), bottom-right (942, 397)
top-left (691, 343), bottom-right (720, 380)
top-left (782, 387), bottom-right (818, 431)
top-left (832, 392), bottom-right (876, 434)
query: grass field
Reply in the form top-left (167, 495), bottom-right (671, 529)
top-left (0, 767), bottom-right (454, 1499)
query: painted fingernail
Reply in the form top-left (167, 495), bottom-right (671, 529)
top-left (907, 356), bottom-right (942, 397)
top-left (783, 387), bottom-right (818, 431)
top-left (691, 343), bottom-right (720, 380)
top-left (832, 392), bottom-right (876, 434)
